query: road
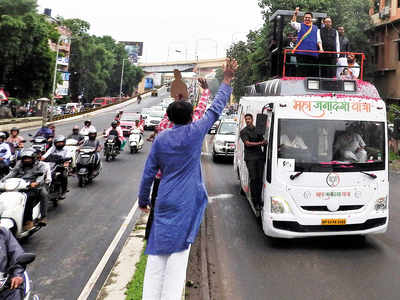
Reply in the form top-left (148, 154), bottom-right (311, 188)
top-left (201, 135), bottom-right (400, 300)
top-left (19, 91), bottom-right (167, 300)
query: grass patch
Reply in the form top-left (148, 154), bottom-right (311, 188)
top-left (125, 243), bottom-right (147, 300)
top-left (389, 151), bottom-right (400, 161)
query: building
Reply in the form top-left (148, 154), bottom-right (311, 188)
top-left (369, 0), bottom-right (400, 103)
top-left (44, 9), bottom-right (72, 100)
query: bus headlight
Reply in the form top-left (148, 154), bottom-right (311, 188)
top-left (307, 79), bottom-right (320, 90)
top-left (375, 197), bottom-right (387, 211)
top-left (343, 81), bottom-right (356, 92)
top-left (271, 196), bottom-right (292, 214)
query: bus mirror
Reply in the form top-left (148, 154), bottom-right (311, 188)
top-left (256, 114), bottom-right (268, 135)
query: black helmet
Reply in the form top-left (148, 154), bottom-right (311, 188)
top-left (84, 120), bottom-right (91, 127)
top-left (21, 148), bottom-right (37, 167)
top-left (111, 121), bottom-right (118, 128)
top-left (88, 128), bottom-right (97, 140)
top-left (10, 127), bottom-right (19, 134)
top-left (54, 135), bottom-right (66, 150)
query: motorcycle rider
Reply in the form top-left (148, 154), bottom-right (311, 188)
top-left (3, 148), bottom-right (48, 230)
top-left (0, 133), bottom-right (12, 177)
top-left (67, 125), bottom-right (85, 144)
top-left (6, 128), bottom-right (24, 150)
top-left (80, 120), bottom-right (96, 137)
top-left (104, 121), bottom-right (123, 151)
top-left (0, 227), bottom-right (25, 300)
top-left (80, 128), bottom-right (102, 171)
top-left (41, 135), bottom-right (71, 199)
top-left (34, 123), bottom-right (55, 139)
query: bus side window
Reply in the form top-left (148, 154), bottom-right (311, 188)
top-left (266, 113), bottom-right (274, 183)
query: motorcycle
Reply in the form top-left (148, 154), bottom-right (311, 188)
top-left (103, 134), bottom-right (119, 161)
top-left (76, 146), bottom-right (101, 187)
top-left (128, 129), bottom-right (144, 154)
top-left (0, 178), bottom-right (43, 239)
top-left (0, 253), bottom-right (39, 300)
top-left (30, 136), bottom-right (51, 155)
top-left (0, 149), bottom-right (10, 179)
top-left (65, 139), bottom-right (79, 174)
top-left (44, 155), bottom-right (71, 207)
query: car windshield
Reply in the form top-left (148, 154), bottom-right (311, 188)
top-left (121, 115), bottom-right (140, 122)
top-left (150, 111), bottom-right (164, 118)
top-left (277, 119), bottom-right (385, 172)
top-left (218, 122), bottom-right (237, 135)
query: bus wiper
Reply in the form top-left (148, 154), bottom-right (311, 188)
top-left (290, 172), bottom-right (303, 180)
top-left (360, 171), bottom-right (377, 179)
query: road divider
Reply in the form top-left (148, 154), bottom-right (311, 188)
top-left (0, 89), bottom-right (160, 132)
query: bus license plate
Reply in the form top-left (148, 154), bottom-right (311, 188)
top-left (321, 219), bottom-right (346, 225)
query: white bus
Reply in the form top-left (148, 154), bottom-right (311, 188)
top-left (234, 77), bottom-right (389, 238)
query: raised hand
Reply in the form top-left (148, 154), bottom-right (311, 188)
top-left (223, 58), bottom-right (238, 85)
top-left (198, 78), bottom-right (208, 90)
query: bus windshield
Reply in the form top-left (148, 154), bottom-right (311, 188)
top-left (277, 119), bottom-right (385, 172)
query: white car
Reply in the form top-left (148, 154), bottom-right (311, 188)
top-left (144, 110), bottom-right (165, 130)
top-left (212, 120), bottom-right (238, 162)
top-left (141, 108), bottom-right (152, 120)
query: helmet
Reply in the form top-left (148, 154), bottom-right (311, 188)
top-left (84, 120), bottom-right (91, 127)
top-left (21, 148), bottom-right (37, 167)
top-left (72, 125), bottom-right (79, 133)
top-left (111, 121), bottom-right (118, 128)
top-left (88, 128), bottom-right (97, 140)
top-left (0, 132), bottom-right (6, 141)
top-left (54, 135), bottom-right (66, 150)
top-left (10, 127), bottom-right (19, 134)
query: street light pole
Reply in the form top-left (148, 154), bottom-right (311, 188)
top-left (119, 58), bottom-right (126, 101)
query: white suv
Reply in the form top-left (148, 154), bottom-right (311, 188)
top-left (212, 120), bottom-right (238, 162)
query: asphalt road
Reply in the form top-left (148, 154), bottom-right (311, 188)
top-left (18, 91), bottom-right (167, 300)
top-left (202, 135), bottom-right (400, 300)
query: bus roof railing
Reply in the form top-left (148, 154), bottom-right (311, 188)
top-left (283, 49), bottom-right (366, 80)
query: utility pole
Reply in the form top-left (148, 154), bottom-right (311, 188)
top-left (119, 59), bottom-right (126, 102)
top-left (50, 37), bottom-right (62, 121)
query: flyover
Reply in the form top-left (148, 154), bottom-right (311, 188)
top-left (138, 58), bottom-right (226, 75)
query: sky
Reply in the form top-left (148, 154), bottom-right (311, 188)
top-left (36, 0), bottom-right (264, 63)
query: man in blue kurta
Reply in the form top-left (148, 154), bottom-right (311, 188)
top-left (138, 59), bottom-right (237, 300)
top-left (291, 7), bottom-right (319, 77)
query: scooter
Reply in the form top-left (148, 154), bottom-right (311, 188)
top-left (128, 129), bottom-right (144, 154)
top-left (65, 139), bottom-right (79, 174)
top-left (103, 134), bottom-right (119, 161)
top-left (0, 178), bottom-right (43, 239)
top-left (44, 155), bottom-right (71, 207)
top-left (30, 136), bottom-right (51, 154)
top-left (76, 146), bottom-right (101, 187)
top-left (0, 253), bottom-right (39, 300)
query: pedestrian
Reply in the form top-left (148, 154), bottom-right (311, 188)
top-left (290, 7), bottom-right (319, 77)
top-left (138, 58), bottom-right (237, 300)
top-left (317, 17), bottom-right (340, 78)
top-left (337, 26), bottom-right (350, 57)
top-left (144, 78), bottom-right (211, 240)
top-left (239, 114), bottom-right (267, 211)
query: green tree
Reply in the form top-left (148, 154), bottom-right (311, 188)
top-left (65, 20), bottom-right (144, 102)
top-left (0, 0), bottom-right (59, 99)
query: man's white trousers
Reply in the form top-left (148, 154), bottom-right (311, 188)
top-left (142, 246), bottom-right (190, 300)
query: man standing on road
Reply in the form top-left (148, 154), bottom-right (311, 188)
top-left (240, 114), bottom-right (266, 211)
top-left (138, 59), bottom-right (237, 300)
top-left (144, 78), bottom-right (211, 240)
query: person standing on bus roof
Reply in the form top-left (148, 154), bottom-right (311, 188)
top-left (290, 7), bottom-right (319, 77)
top-left (240, 114), bottom-right (267, 211)
top-left (317, 17), bottom-right (340, 78)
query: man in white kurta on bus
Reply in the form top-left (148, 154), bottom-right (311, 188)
top-left (234, 9), bottom-right (389, 239)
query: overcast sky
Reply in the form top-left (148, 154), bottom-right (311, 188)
top-left (36, 0), bottom-right (264, 63)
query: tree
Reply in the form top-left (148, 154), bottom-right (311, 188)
top-left (65, 19), bottom-right (144, 103)
top-left (0, 0), bottom-right (59, 99)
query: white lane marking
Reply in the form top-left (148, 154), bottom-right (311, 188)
top-left (204, 137), bottom-right (210, 154)
top-left (208, 194), bottom-right (235, 203)
top-left (77, 200), bottom-right (139, 300)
